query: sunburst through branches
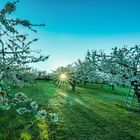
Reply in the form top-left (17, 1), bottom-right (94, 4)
top-left (54, 68), bottom-right (71, 86)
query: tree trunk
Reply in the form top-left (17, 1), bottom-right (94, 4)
top-left (101, 83), bottom-right (104, 89)
top-left (135, 91), bottom-right (140, 111)
top-left (131, 80), bottom-right (140, 111)
top-left (122, 84), bottom-right (125, 88)
top-left (84, 81), bottom-right (87, 85)
top-left (137, 98), bottom-right (140, 111)
top-left (111, 85), bottom-right (115, 90)
top-left (101, 81), bottom-right (105, 89)
top-left (70, 80), bottom-right (76, 91)
top-left (0, 83), bottom-right (3, 92)
top-left (72, 84), bottom-right (75, 91)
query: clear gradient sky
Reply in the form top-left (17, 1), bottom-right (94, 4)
top-left (2, 0), bottom-right (140, 72)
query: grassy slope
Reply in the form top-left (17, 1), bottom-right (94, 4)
top-left (0, 81), bottom-right (140, 140)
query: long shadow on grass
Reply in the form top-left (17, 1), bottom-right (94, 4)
top-left (50, 87), bottom-right (140, 140)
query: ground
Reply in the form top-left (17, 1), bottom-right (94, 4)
top-left (0, 81), bottom-right (140, 140)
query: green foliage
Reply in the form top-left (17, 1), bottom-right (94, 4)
top-left (37, 120), bottom-right (49, 140)
top-left (20, 131), bottom-right (32, 140)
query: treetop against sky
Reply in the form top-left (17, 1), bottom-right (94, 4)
top-left (1, 0), bottom-right (140, 72)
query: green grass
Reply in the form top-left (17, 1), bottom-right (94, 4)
top-left (1, 81), bottom-right (140, 140)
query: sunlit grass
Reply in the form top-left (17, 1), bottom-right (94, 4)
top-left (1, 81), bottom-right (140, 139)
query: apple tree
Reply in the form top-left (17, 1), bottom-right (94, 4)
top-left (0, 1), bottom-right (48, 92)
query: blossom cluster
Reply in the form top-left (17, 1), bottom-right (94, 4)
top-left (0, 92), bottom-right (10, 110)
top-left (13, 92), bottom-right (29, 104)
top-left (49, 113), bottom-right (59, 123)
top-left (0, 92), bottom-right (58, 122)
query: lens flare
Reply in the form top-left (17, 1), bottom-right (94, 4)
top-left (55, 71), bottom-right (71, 85)
top-left (60, 73), bottom-right (67, 80)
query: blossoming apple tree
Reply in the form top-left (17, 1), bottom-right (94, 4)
top-left (0, 1), bottom-right (59, 122)
top-left (85, 46), bottom-right (140, 108)
top-left (53, 58), bottom-right (97, 91)
top-left (0, 1), bottom-right (48, 92)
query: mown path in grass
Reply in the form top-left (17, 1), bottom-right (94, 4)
top-left (2, 81), bottom-right (140, 140)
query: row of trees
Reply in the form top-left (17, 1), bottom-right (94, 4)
top-left (53, 46), bottom-right (140, 106)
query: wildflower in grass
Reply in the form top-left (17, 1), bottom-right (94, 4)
top-left (30, 101), bottom-right (38, 111)
top-left (12, 97), bottom-right (18, 105)
top-left (0, 91), bottom-right (7, 97)
top-left (36, 109), bottom-right (47, 119)
top-left (49, 113), bottom-right (58, 122)
top-left (0, 96), bottom-right (11, 110)
top-left (14, 92), bottom-right (29, 103)
top-left (16, 107), bottom-right (30, 115)
top-left (2, 98), bottom-right (9, 105)
top-left (15, 92), bottom-right (28, 100)
top-left (0, 91), bottom-right (58, 123)
top-left (0, 104), bottom-right (11, 110)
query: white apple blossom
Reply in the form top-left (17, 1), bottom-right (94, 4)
top-left (36, 109), bottom-right (47, 119)
top-left (30, 101), bottom-right (38, 111)
top-left (49, 113), bottom-right (58, 123)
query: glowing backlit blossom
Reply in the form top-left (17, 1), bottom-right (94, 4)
top-left (0, 96), bottom-right (10, 110)
top-left (36, 109), bottom-right (47, 119)
top-left (0, 92), bottom-right (58, 122)
top-left (30, 101), bottom-right (38, 111)
top-left (16, 107), bottom-right (30, 115)
top-left (49, 113), bottom-right (58, 122)
top-left (14, 92), bottom-right (28, 103)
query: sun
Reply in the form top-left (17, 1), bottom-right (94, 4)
top-left (54, 71), bottom-right (71, 85)
top-left (60, 73), bottom-right (67, 80)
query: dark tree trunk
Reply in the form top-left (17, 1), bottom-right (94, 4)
top-left (0, 83), bottom-right (3, 92)
top-left (101, 81), bottom-right (105, 89)
top-left (136, 94), bottom-right (140, 110)
top-left (72, 84), bottom-right (75, 91)
top-left (131, 80), bottom-right (140, 110)
top-left (101, 83), bottom-right (104, 89)
top-left (137, 98), bottom-right (140, 111)
top-left (70, 80), bottom-right (76, 91)
top-left (111, 85), bottom-right (115, 90)
top-left (122, 84), bottom-right (125, 88)
top-left (84, 81), bottom-right (87, 85)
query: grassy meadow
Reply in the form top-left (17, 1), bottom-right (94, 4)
top-left (0, 81), bottom-right (140, 140)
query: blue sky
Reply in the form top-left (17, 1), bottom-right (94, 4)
top-left (2, 0), bottom-right (140, 72)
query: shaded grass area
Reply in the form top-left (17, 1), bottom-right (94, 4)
top-left (0, 81), bottom-right (140, 140)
